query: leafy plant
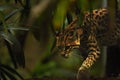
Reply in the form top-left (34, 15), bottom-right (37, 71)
top-left (0, 64), bottom-right (23, 80)
top-left (0, 0), bottom-right (26, 79)
top-left (0, 0), bottom-right (120, 80)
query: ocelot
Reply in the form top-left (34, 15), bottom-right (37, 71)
top-left (56, 8), bottom-right (120, 75)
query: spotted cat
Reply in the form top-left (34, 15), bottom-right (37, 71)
top-left (56, 8), bottom-right (120, 73)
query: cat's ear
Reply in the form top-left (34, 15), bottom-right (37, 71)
top-left (65, 17), bottom-right (79, 29)
top-left (55, 31), bottom-right (60, 37)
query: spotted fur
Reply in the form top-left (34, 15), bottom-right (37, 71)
top-left (56, 8), bottom-right (120, 73)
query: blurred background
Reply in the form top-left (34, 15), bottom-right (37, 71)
top-left (0, 0), bottom-right (120, 80)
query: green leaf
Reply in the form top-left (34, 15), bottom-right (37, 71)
top-left (0, 64), bottom-right (24, 80)
top-left (0, 67), bottom-right (17, 80)
top-left (0, 32), bottom-right (13, 44)
top-left (77, 0), bottom-right (89, 12)
top-left (0, 11), bottom-right (7, 32)
top-left (7, 26), bottom-right (29, 31)
top-left (4, 8), bottom-right (23, 22)
top-left (0, 8), bottom-right (23, 25)
top-left (0, 71), bottom-right (7, 80)
top-left (0, 32), bottom-right (25, 68)
top-left (53, 0), bottom-right (70, 30)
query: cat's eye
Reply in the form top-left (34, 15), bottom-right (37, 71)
top-left (69, 31), bottom-right (74, 36)
top-left (65, 46), bottom-right (70, 50)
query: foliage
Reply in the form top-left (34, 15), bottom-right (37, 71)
top-left (0, 64), bottom-right (23, 80)
top-left (0, 0), bottom-right (26, 79)
top-left (0, 0), bottom-right (119, 80)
